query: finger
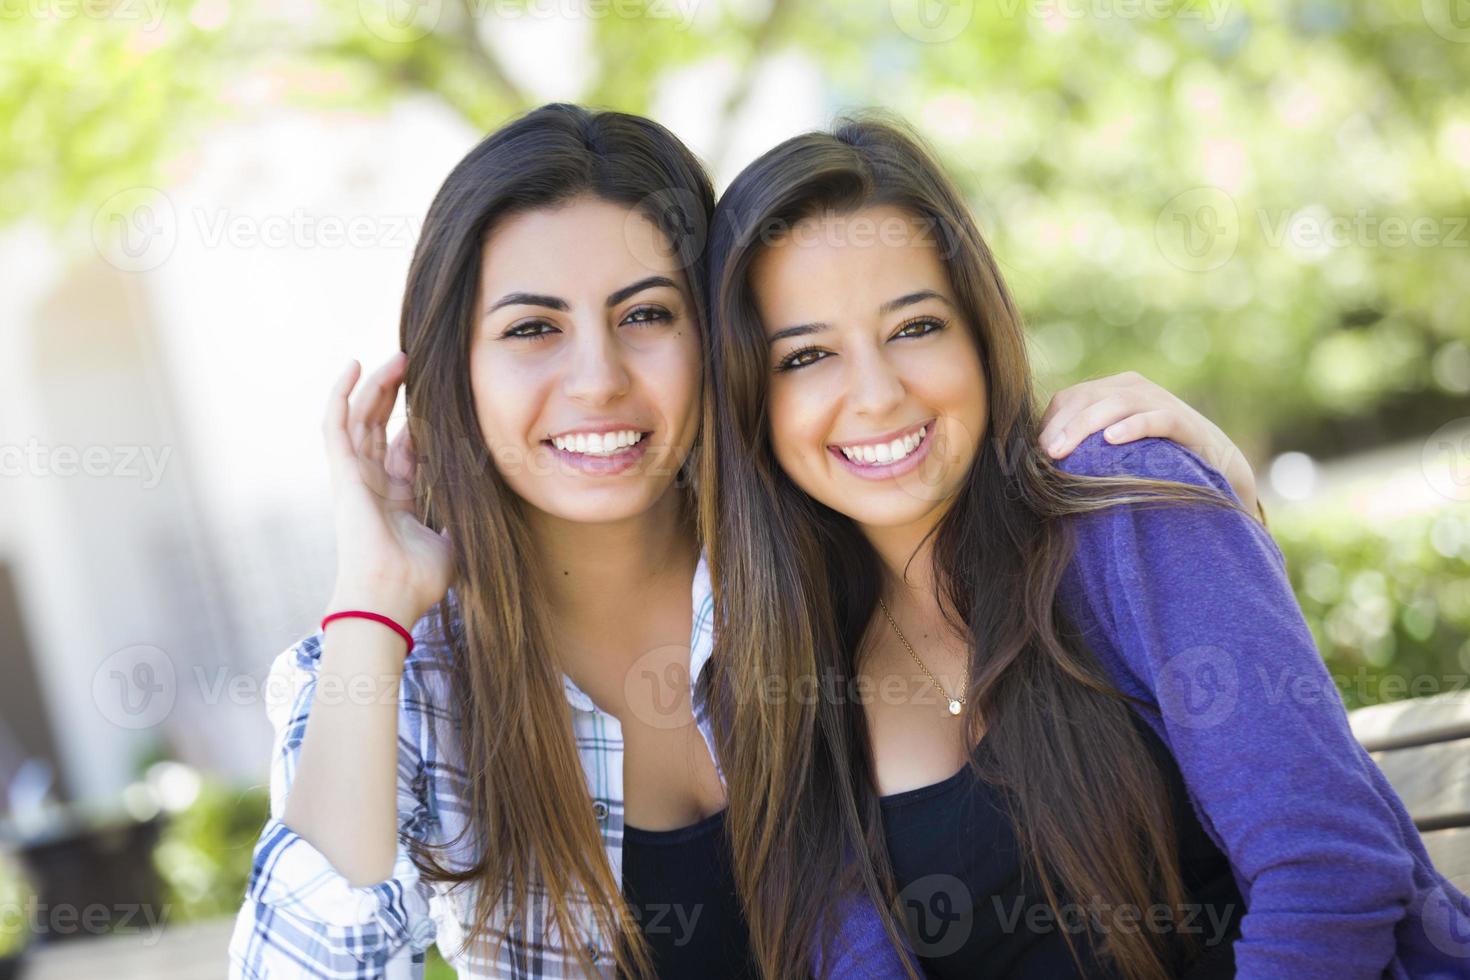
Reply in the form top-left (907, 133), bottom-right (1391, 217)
top-left (1040, 378), bottom-right (1100, 429)
top-left (323, 359), bottom-right (362, 475)
top-left (1042, 393), bottom-right (1136, 458)
top-left (1040, 384), bottom-right (1135, 454)
top-left (1100, 409), bottom-right (1178, 446)
top-left (347, 352), bottom-right (408, 460)
top-left (1038, 371), bottom-right (1141, 434)
top-left (382, 425), bottom-right (419, 508)
top-left (385, 425), bottom-right (413, 483)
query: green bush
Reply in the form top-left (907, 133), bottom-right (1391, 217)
top-left (1275, 504), bottom-right (1470, 710)
top-left (152, 779), bottom-right (269, 923)
top-left (0, 848), bottom-right (33, 958)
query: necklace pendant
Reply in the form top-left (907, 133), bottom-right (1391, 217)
top-left (947, 699), bottom-right (962, 716)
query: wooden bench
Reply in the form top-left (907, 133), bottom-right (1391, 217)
top-left (1348, 690), bottom-right (1470, 888)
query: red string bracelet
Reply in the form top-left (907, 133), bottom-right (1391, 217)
top-left (320, 610), bottom-right (414, 656)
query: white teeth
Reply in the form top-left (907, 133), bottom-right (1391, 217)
top-left (551, 429), bottom-right (645, 456)
top-left (837, 425), bottom-right (928, 467)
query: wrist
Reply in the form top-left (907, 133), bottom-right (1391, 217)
top-left (323, 590), bottom-right (425, 635)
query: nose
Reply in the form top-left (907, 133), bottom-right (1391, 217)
top-left (845, 344), bottom-right (905, 421)
top-left (562, 324), bottom-right (631, 405)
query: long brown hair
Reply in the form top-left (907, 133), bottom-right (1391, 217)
top-left (700, 115), bottom-right (1250, 980)
top-left (396, 103), bottom-right (713, 979)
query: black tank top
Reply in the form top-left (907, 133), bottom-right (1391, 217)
top-left (878, 710), bottom-right (1244, 978)
top-left (621, 807), bottom-right (757, 978)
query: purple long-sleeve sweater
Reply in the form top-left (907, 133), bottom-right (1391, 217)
top-left (824, 432), bottom-right (1470, 979)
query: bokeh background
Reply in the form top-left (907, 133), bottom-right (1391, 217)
top-left (1, 0), bottom-right (1468, 974)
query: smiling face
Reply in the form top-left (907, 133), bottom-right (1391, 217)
top-left (470, 195), bottom-right (701, 525)
top-left (752, 205), bottom-right (988, 533)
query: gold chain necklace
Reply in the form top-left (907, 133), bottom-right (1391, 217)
top-left (877, 597), bottom-right (967, 717)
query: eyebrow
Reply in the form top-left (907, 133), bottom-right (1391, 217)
top-left (485, 276), bottom-right (679, 316)
top-left (766, 290), bottom-right (952, 343)
top-left (880, 289), bottom-right (948, 314)
top-left (768, 322), bottom-right (827, 344)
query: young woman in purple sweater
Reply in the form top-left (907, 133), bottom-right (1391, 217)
top-left (700, 117), bottom-right (1470, 979)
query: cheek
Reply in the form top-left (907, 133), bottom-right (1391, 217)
top-left (916, 341), bottom-right (987, 442)
top-left (767, 376), bottom-right (835, 476)
top-left (470, 350), bottom-right (546, 446)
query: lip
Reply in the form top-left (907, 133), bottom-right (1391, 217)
top-left (827, 419), bottom-right (935, 481)
top-left (541, 423), bottom-right (653, 476)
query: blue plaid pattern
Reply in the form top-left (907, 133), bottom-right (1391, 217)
top-left (228, 553), bottom-right (718, 978)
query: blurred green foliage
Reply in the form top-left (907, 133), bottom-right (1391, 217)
top-left (0, 849), bottom-right (32, 958)
top-left (152, 780), bottom-right (268, 921)
top-left (4, 0), bottom-right (1466, 459)
top-left (1276, 503), bottom-right (1470, 710)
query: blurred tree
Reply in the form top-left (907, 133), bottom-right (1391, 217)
top-left (3, 0), bottom-right (1467, 713)
top-left (3, 0), bottom-right (1465, 457)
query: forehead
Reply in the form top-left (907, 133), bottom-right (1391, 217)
top-left (749, 205), bottom-right (947, 316)
top-left (479, 195), bottom-right (688, 294)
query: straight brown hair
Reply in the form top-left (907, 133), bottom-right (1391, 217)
top-left (700, 114), bottom-right (1249, 980)
top-left (396, 103), bottom-right (713, 979)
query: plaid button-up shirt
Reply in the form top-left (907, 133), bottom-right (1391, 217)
top-left (228, 552), bottom-right (719, 978)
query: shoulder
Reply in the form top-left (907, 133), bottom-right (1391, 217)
top-left (1052, 431), bottom-right (1241, 505)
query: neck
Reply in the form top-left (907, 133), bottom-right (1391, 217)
top-left (529, 491), bottom-right (697, 609)
top-left (525, 489), bottom-right (699, 676)
top-left (861, 503), bottom-right (951, 622)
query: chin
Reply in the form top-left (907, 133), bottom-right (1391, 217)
top-left (534, 484), bottom-right (669, 525)
top-left (845, 500), bottom-right (947, 531)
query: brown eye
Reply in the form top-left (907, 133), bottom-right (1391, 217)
top-left (893, 316), bottom-right (947, 339)
top-left (502, 320), bottom-right (559, 340)
top-left (776, 345), bottom-right (830, 372)
top-left (623, 305), bottom-right (673, 326)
